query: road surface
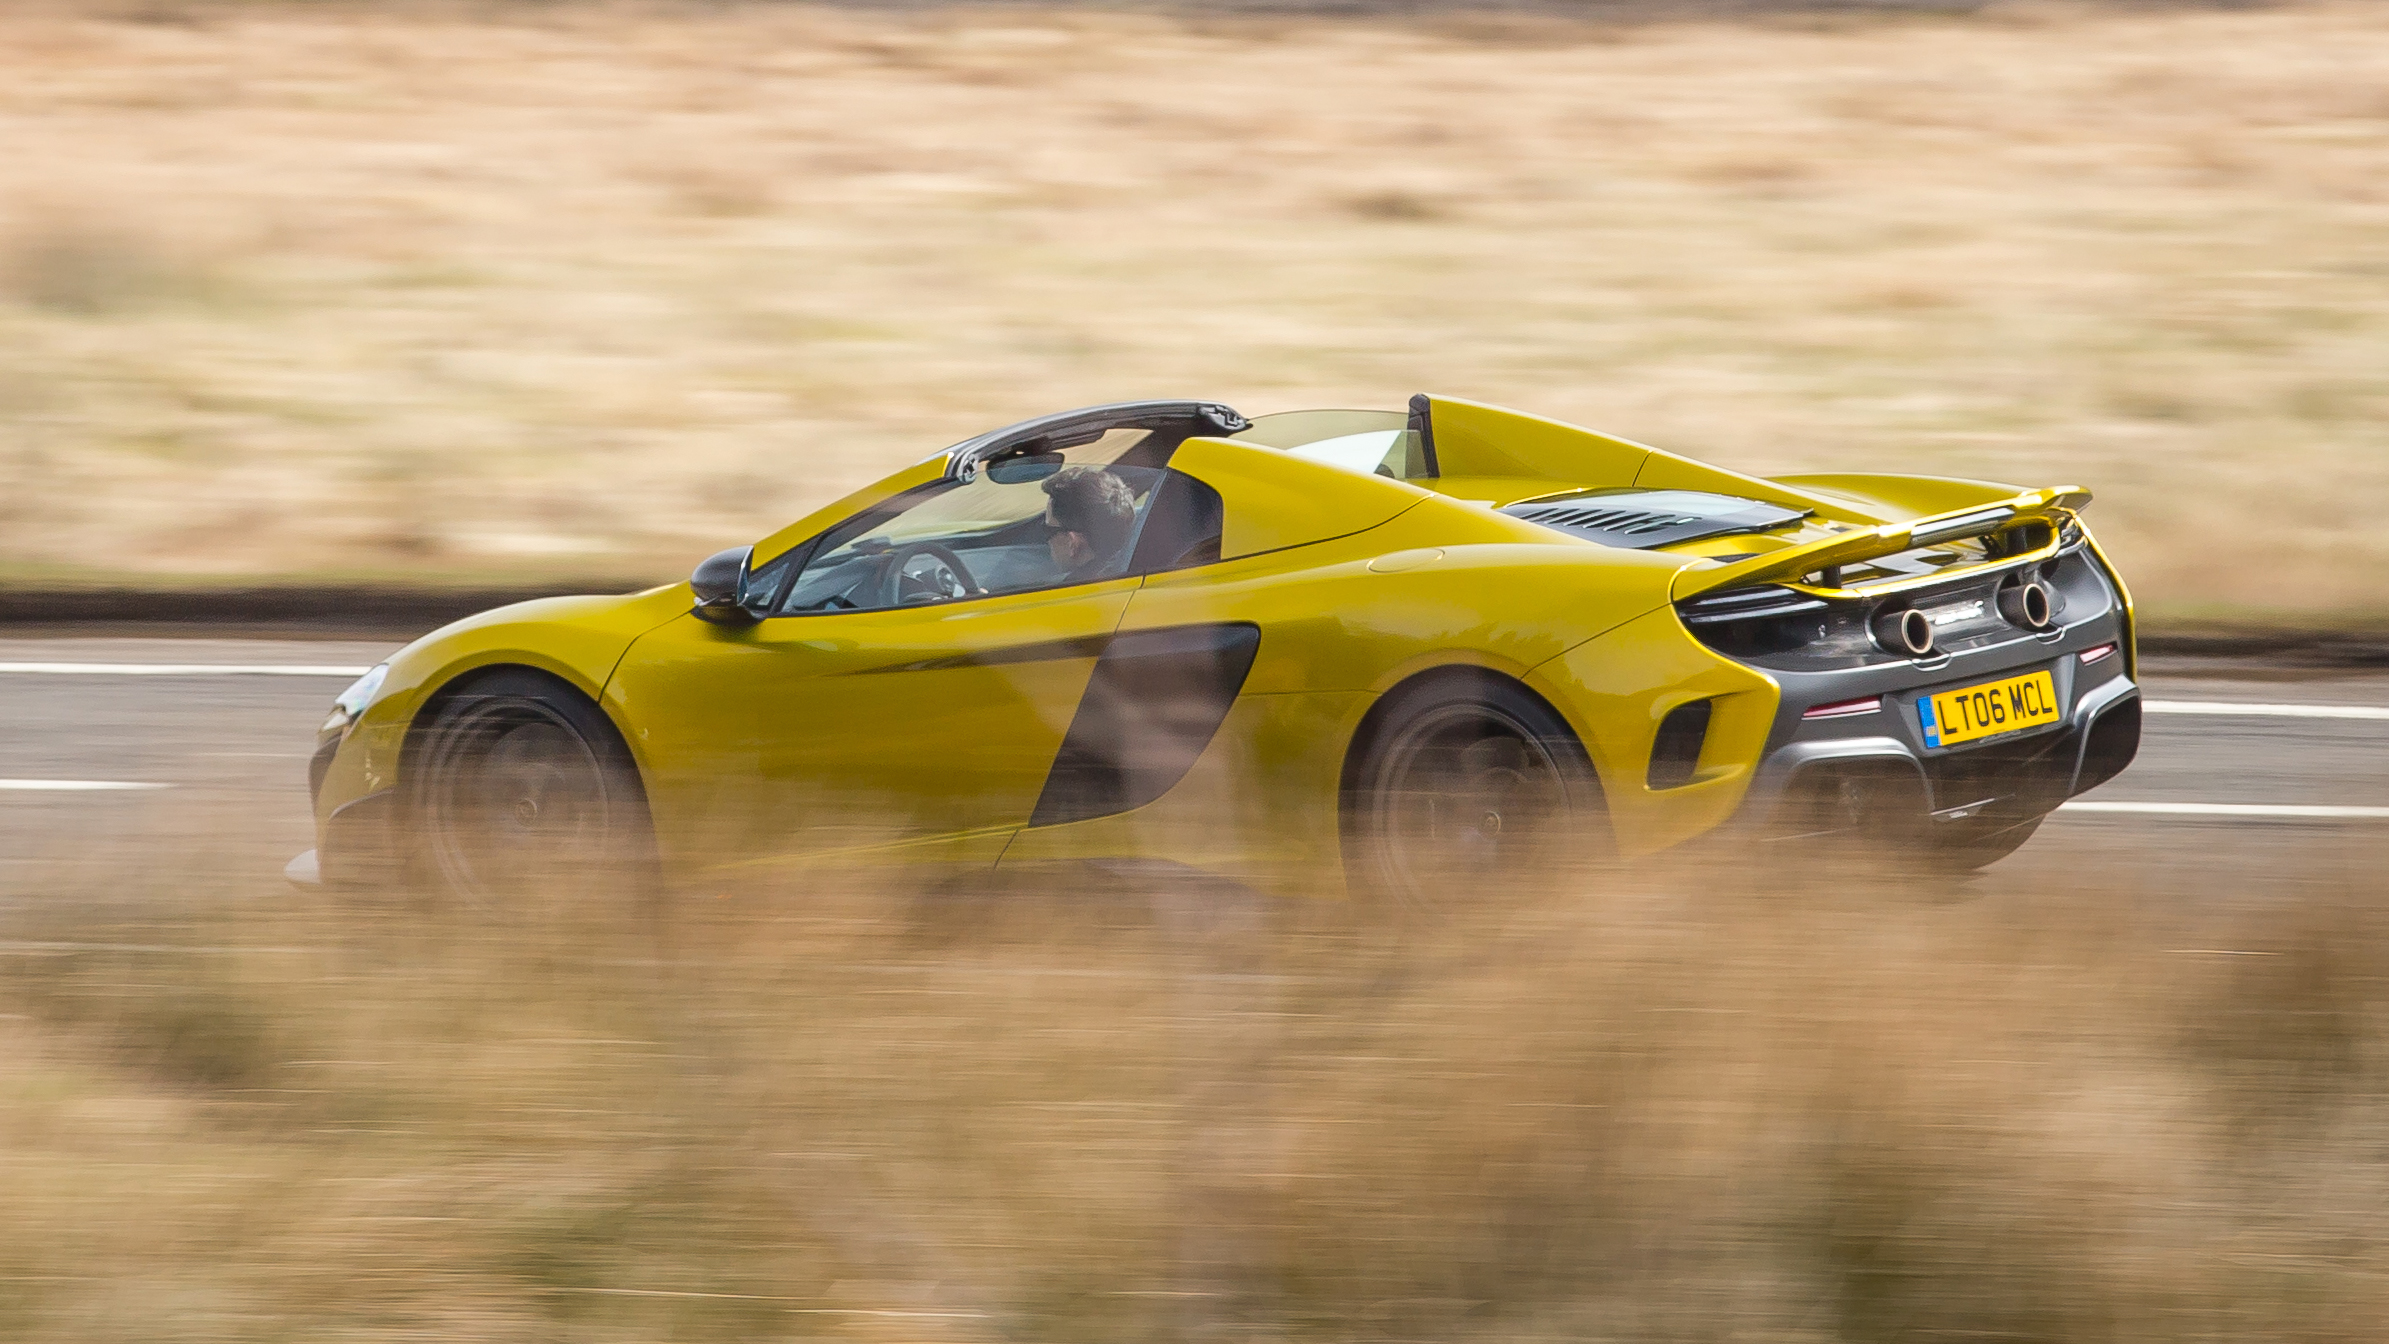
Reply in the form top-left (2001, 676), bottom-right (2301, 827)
top-left (2, 636), bottom-right (2383, 899)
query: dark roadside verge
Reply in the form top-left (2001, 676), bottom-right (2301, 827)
top-left (4, 583), bottom-right (2387, 667)
top-left (0, 582), bottom-right (650, 641)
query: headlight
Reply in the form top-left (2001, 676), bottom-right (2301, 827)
top-left (322, 663), bottom-right (389, 738)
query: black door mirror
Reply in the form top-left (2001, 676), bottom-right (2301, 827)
top-left (690, 545), bottom-right (759, 625)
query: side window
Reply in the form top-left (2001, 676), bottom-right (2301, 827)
top-left (776, 451), bottom-right (1178, 615)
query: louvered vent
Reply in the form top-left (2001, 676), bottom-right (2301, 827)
top-left (1502, 490), bottom-right (1809, 550)
top-left (1528, 505), bottom-right (1705, 536)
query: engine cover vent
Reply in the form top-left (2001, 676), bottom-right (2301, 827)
top-left (1503, 490), bottom-right (1810, 550)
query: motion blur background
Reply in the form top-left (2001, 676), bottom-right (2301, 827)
top-left (3, 0), bottom-right (2385, 625)
top-left (6, 3), bottom-right (2389, 1341)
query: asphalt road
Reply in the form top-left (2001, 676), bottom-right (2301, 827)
top-left (2, 636), bottom-right (2384, 900)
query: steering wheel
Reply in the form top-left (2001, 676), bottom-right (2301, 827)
top-left (877, 541), bottom-right (980, 607)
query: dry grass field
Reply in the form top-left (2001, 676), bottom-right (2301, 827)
top-left (8, 807), bottom-right (2389, 1341)
top-left (1, 1), bottom-right (2385, 622)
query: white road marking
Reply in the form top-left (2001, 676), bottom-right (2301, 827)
top-left (2059, 801), bottom-right (2389, 820)
top-left (0, 779), bottom-right (171, 792)
top-left (0, 671), bottom-right (2380, 720)
top-left (0, 662), bottom-right (370, 677)
top-left (2147, 700), bottom-right (2389, 721)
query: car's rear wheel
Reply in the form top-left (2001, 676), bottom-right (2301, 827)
top-left (408, 670), bottom-right (655, 907)
top-left (1345, 673), bottom-right (1605, 907)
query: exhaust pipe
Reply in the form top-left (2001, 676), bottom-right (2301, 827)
top-left (1872, 606), bottom-right (1935, 657)
top-left (1997, 579), bottom-right (2055, 631)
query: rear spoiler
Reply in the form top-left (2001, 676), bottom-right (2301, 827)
top-left (1671, 486), bottom-right (2092, 603)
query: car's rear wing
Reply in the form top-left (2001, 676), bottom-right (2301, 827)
top-left (1670, 486), bottom-right (2093, 603)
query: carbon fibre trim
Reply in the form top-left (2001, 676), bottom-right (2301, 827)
top-left (853, 634), bottom-right (1115, 676)
top-left (942, 401), bottom-right (1248, 482)
top-left (1405, 394), bottom-right (1442, 478)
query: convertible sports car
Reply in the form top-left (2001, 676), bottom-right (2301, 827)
top-left (292, 396), bottom-right (2141, 901)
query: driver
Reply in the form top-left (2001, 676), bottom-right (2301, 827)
top-left (1041, 465), bottom-right (1137, 583)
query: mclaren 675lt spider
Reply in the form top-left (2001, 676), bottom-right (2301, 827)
top-left (292, 396), bottom-right (2141, 901)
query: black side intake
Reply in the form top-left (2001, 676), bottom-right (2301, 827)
top-left (1647, 699), bottom-right (1715, 791)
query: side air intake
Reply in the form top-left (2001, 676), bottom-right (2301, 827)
top-left (1647, 699), bottom-right (1715, 791)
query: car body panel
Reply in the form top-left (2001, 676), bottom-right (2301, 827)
top-left (1768, 471), bottom-right (2036, 521)
top-left (2081, 524), bottom-right (2139, 679)
top-left (1166, 437), bottom-right (1435, 560)
top-left (1526, 606), bottom-right (1781, 856)
top-left (1668, 486), bottom-right (2092, 603)
top-left (998, 689), bottom-right (1367, 898)
top-left (1126, 532), bottom-right (1683, 698)
top-left (605, 576), bottom-right (1142, 870)
top-left (1420, 396), bottom-right (1881, 524)
top-left (313, 587), bottom-right (693, 827)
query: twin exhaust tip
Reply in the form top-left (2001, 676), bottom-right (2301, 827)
top-left (1872, 607), bottom-right (1938, 657)
top-left (1872, 580), bottom-right (2056, 657)
top-left (1997, 579), bottom-right (2057, 632)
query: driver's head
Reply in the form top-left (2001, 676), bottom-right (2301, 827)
top-left (1042, 465), bottom-right (1136, 573)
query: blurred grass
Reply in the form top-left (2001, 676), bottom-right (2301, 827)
top-left (8, 806), bottom-right (2389, 1340)
top-left (0, 0), bottom-right (2385, 624)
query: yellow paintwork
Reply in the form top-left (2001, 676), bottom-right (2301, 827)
top-left (310, 397), bottom-right (2134, 891)
top-left (1422, 396), bottom-right (1882, 524)
top-left (605, 576), bottom-right (1141, 870)
top-left (1167, 437), bottom-right (1434, 559)
top-left (998, 690), bottom-right (1368, 897)
top-left (1669, 486), bottom-right (2091, 603)
top-left (1424, 398), bottom-right (1657, 487)
top-left (1770, 472), bottom-right (2031, 520)
top-left (316, 586), bottom-right (693, 815)
top-left (1528, 606), bottom-right (1780, 856)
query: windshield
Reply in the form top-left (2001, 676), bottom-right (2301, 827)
top-left (779, 430), bottom-right (1167, 613)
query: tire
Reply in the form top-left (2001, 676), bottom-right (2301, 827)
top-left (406, 669), bottom-right (656, 907)
top-left (1344, 672), bottom-right (1607, 907)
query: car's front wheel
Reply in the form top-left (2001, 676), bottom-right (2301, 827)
top-left (407, 670), bottom-right (655, 906)
top-left (1344, 672), bottom-right (1607, 907)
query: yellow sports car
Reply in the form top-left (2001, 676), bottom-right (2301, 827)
top-left (292, 396), bottom-right (2141, 901)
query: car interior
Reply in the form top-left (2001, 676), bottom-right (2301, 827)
top-left (771, 430), bottom-right (1223, 615)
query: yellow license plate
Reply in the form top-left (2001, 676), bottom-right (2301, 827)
top-left (1919, 669), bottom-right (2061, 748)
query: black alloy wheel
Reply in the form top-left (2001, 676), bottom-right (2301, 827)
top-left (1347, 674), bottom-right (1604, 907)
top-left (410, 671), bottom-right (654, 906)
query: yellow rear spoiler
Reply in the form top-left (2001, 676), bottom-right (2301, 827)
top-left (1671, 486), bottom-right (2092, 603)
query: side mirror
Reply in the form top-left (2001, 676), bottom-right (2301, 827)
top-left (690, 545), bottom-right (759, 625)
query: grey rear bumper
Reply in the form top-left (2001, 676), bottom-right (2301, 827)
top-left (1730, 614), bottom-right (2140, 841)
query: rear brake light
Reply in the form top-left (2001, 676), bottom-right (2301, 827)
top-left (2079, 643), bottom-right (2116, 665)
top-left (1803, 696), bottom-right (1882, 720)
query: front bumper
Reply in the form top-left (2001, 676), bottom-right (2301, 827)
top-left (294, 723), bottom-right (405, 890)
